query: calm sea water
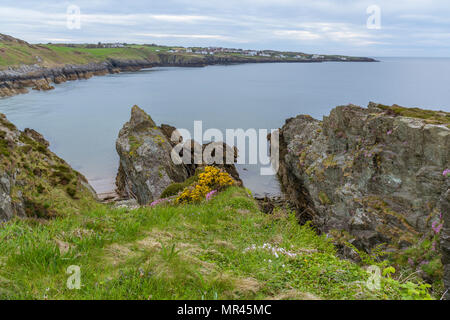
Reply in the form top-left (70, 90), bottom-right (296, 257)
top-left (1, 58), bottom-right (450, 196)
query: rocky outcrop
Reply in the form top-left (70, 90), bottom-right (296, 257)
top-left (277, 103), bottom-right (449, 253)
top-left (0, 55), bottom-right (264, 97)
top-left (115, 106), bottom-right (241, 205)
top-left (0, 113), bottom-right (97, 222)
top-left (0, 59), bottom-right (155, 97)
top-left (115, 105), bottom-right (190, 204)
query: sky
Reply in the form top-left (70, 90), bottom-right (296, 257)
top-left (0, 0), bottom-right (449, 57)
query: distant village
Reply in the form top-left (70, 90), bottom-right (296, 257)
top-left (55, 42), bottom-right (350, 60)
top-left (165, 47), bottom-right (310, 59)
top-left (72, 42), bottom-right (318, 59)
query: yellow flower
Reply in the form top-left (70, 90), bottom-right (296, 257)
top-left (175, 166), bottom-right (235, 204)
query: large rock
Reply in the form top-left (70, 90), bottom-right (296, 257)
top-left (277, 103), bottom-right (449, 252)
top-left (115, 106), bottom-right (190, 204)
top-left (115, 106), bottom-right (241, 205)
top-left (0, 113), bottom-right (97, 222)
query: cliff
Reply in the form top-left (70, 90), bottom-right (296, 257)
top-left (0, 113), bottom-right (97, 222)
top-left (277, 103), bottom-right (449, 289)
top-left (0, 59), bottom-right (152, 97)
top-left (0, 54), bottom-right (375, 98)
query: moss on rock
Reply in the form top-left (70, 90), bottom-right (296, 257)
top-left (0, 113), bottom-right (98, 221)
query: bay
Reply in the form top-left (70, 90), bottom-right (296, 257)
top-left (1, 58), bottom-right (449, 196)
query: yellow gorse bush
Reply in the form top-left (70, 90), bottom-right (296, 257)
top-left (176, 166), bottom-right (234, 204)
top-left (198, 166), bottom-right (234, 187)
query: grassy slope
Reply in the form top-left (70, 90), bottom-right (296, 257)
top-left (0, 39), bottom-right (369, 70)
top-left (0, 42), bottom-right (273, 69)
top-left (376, 103), bottom-right (450, 127)
top-left (0, 115), bottom-right (97, 219)
top-left (0, 187), bottom-right (431, 300)
top-left (0, 42), bottom-right (165, 68)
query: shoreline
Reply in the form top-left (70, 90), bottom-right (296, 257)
top-left (0, 54), bottom-right (377, 98)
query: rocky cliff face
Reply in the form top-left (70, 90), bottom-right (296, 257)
top-left (0, 54), bottom-right (272, 98)
top-left (115, 106), bottom-right (241, 205)
top-left (0, 59), bottom-right (155, 97)
top-left (0, 113), bottom-right (97, 222)
top-left (277, 103), bottom-right (449, 254)
top-left (115, 106), bottom-right (190, 205)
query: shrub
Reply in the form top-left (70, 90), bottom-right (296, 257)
top-left (176, 166), bottom-right (234, 204)
top-left (160, 182), bottom-right (185, 198)
top-left (160, 174), bottom-right (200, 198)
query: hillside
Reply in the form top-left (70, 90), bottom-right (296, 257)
top-left (0, 33), bottom-right (375, 69)
top-left (0, 34), bottom-right (162, 68)
top-left (0, 113), bottom-right (98, 222)
top-left (0, 186), bottom-right (431, 300)
top-left (0, 108), bottom-right (437, 300)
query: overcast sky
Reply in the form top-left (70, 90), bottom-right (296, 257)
top-left (0, 0), bottom-right (449, 57)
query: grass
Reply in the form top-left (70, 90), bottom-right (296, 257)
top-left (0, 187), bottom-right (432, 300)
top-left (0, 35), bottom-right (372, 70)
top-left (0, 42), bottom-right (162, 68)
top-left (376, 104), bottom-right (450, 126)
top-left (1, 115), bottom-right (98, 219)
top-left (0, 41), bottom-right (203, 68)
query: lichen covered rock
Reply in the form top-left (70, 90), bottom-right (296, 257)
top-left (115, 105), bottom-right (241, 205)
top-left (277, 103), bottom-right (449, 252)
top-left (115, 106), bottom-right (190, 204)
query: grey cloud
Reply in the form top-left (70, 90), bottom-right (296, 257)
top-left (0, 0), bottom-right (448, 56)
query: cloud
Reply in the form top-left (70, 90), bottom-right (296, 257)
top-left (135, 33), bottom-right (231, 40)
top-left (0, 1), bottom-right (449, 56)
top-left (271, 30), bottom-right (321, 41)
